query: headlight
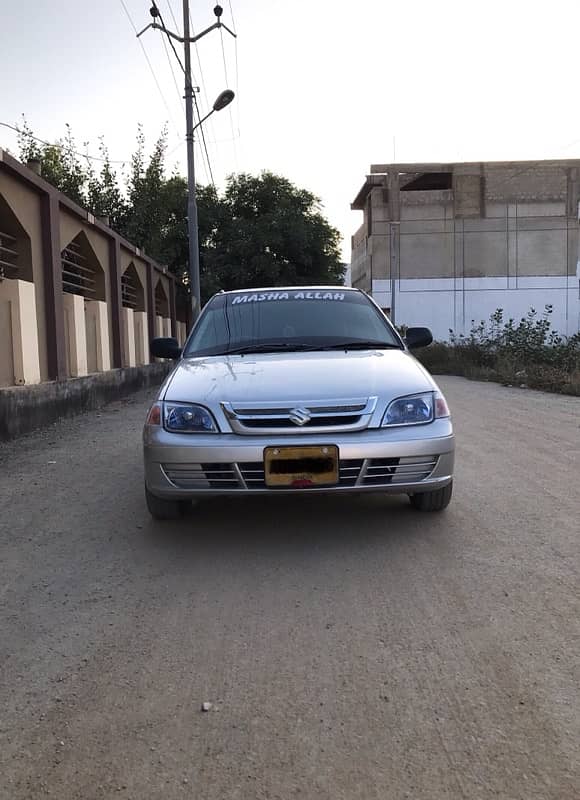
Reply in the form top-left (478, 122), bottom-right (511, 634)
top-left (164, 402), bottom-right (219, 433)
top-left (382, 391), bottom-right (448, 427)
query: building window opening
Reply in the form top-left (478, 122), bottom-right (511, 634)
top-left (61, 232), bottom-right (105, 300)
top-left (401, 172), bottom-right (452, 191)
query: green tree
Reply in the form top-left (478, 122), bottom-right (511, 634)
top-left (86, 138), bottom-right (127, 230)
top-left (120, 125), bottom-right (168, 256)
top-left (202, 172), bottom-right (344, 301)
top-left (16, 124), bottom-right (344, 301)
top-left (17, 119), bottom-right (88, 207)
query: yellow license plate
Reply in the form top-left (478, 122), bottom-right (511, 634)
top-left (264, 446), bottom-right (339, 488)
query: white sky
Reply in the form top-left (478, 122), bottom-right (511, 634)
top-left (2, 0), bottom-right (580, 261)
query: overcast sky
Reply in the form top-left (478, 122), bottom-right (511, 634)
top-left (2, 0), bottom-right (580, 261)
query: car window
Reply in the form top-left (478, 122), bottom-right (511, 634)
top-left (184, 290), bottom-right (401, 356)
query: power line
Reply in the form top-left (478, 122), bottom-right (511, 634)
top-left (158, 38), bottom-right (214, 187)
top-left (219, 22), bottom-right (239, 169)
top-left (166, 129), bottom-right (210, 185)
top-left (156, 13), bottom-right (213, 184)
top-left (227, 0), bottom-right (237, 31)
top-left (226, 0), bottom-right (240, 137)
top-left (152, 2), bottom-right (185, 74)
top-left (118, 0), bottom-right (181, 138)
top-left (166, 139), bottom-right (184, 158)
top-left (195, 100), bottom-right (215, 185)
top-left (160, 26), bottom-right (184, 107)
top-left (188, 9), bottom-right (219, 164)
top-left (231, 5), bottom-right (240, 137)
top-left (1, 120), bottom-right (184, 171)
top-left (0, 121), bottom-right (129, 165)
top-left (153, 0), bottom-right (215, 185)
top-left (152, 1), bottom-right (214, 185)
top-left (219, 26), bottom-right (230, 85)
top-left (165, 0), bottom-right (180, 33)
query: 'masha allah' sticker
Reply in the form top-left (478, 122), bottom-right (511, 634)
top-left (232, 291), bottom-right (346, 304)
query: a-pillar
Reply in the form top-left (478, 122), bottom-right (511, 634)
top-left (121, 307), bottom-right (136, 367)
top-left (0, 279), bottom-right (41, 385)
top-left (63, 293), bottom-right (87, 377)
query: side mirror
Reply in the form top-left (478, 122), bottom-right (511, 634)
top-left (405, 327), bottom-right (433, 350)
top-left (150, 337), bottom-right (182, 360)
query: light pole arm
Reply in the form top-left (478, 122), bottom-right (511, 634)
top-left (136, 20), bottom-right (236, 42)
top-left (190, 20), bottom-right (237, 42)
top-left (191, 109), bottom-right (214, 135)
top-left (136, 21), bottom-right (182, 41)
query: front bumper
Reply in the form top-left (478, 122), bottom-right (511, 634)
top-left (144, 420), bottom-right (454, 498)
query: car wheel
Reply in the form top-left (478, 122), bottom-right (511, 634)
top-left (409, 481), bottom-right (453, 512)
top-left (145, 486), bottom-right (187, 520)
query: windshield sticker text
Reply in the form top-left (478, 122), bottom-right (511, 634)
top-left (232, 291), bottom-right (345, 304)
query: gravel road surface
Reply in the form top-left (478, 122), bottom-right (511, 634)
top-left (1, 377), bottom-right (579, 799)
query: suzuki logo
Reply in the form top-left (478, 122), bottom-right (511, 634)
top-left (288, 407), bottom-right (311, 426)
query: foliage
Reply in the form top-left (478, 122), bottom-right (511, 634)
top-left (16, 121), bottom-right (344, 303)
top-left (415, 306), bottom-right (580, 396)
top-left (18, 119), bottom-right (89, 207)
top-left (201, 172), bottom-right (344, 302)
top-left (86, 138), bottom-right (128, 230)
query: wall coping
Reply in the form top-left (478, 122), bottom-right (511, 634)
top-left (0, 148), bottom-right (174, 282)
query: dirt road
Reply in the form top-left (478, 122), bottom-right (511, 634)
top-left (1, 377), bottom-right (578, 799)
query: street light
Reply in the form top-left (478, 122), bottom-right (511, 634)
top-left (191, 90), bottom-right (235, 135)
top-left (187, 89), bottom-right (235, 322)
top-left (213, 89), bottom-right (235, 112)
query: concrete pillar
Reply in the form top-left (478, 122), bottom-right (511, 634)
top-left (0, 279), bottom-right (41, 386)
top-left (40, 193), bottom-right (67, 380)
top-left (121, 307), bottom-right (136, 367)
top-left (155, 314), bottom-right (164, 338)
top-left (145, 262), bottom-right (155, 345)
top-left (134, 311), bottom-right (149, 366)
top-left (169, 278), bottom-right (177, 338)
top-left (63, 293), bottom-right (87, 377)
top-left (108, 238), bottom-right (123, 368)
top-left (177, 321), bottom-right (187, 345)
top-left (163, 317), bottom-right (172, 338)
top-left (85, 300), bottom-right (111, 373)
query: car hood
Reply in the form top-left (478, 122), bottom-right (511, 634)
top-left (163, 349), bottom-right (435, 406)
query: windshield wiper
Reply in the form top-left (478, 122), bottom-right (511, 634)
top-left (223, 342), bottom-right (314, 355)
top-left (312, 340), bottom-right (401, 351)
top-left (220, 340), bottom-right (401, 355)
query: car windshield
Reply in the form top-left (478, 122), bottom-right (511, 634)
top-left (183, 289), bottom-right (402, 357)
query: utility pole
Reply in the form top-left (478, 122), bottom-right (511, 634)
top-left (138, 4), bottom-right (236, 322)
top-left (182, 2), bottom-right (200, 320)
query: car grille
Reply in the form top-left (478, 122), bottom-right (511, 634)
top-left (363, 456), bottom-right (438, 485)
top-left (162, 463), bottom-right (239, 489)
top-left (238, 415), bottom-right (364, 430)
top-left (162, 456), bottom-right (438, 490)
top-left (221, 398), bottom-right (377, 435)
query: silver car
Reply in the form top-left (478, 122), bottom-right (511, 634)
top-left (143, 287), bottom-right (454, 519)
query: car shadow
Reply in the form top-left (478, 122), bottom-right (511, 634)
top-left (139, 492), bottom-right (453, 563)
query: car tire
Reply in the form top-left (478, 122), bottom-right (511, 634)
top-left (145, 486), bottom-right (187, 520)
top-left (409, 481), bottom-right (453, 512)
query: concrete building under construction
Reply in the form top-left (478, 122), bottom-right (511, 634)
top-left (350, 160), bottom-right (580, 338)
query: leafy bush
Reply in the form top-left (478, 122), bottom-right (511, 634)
top-left (414, 306), bottom-right (580, 396)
